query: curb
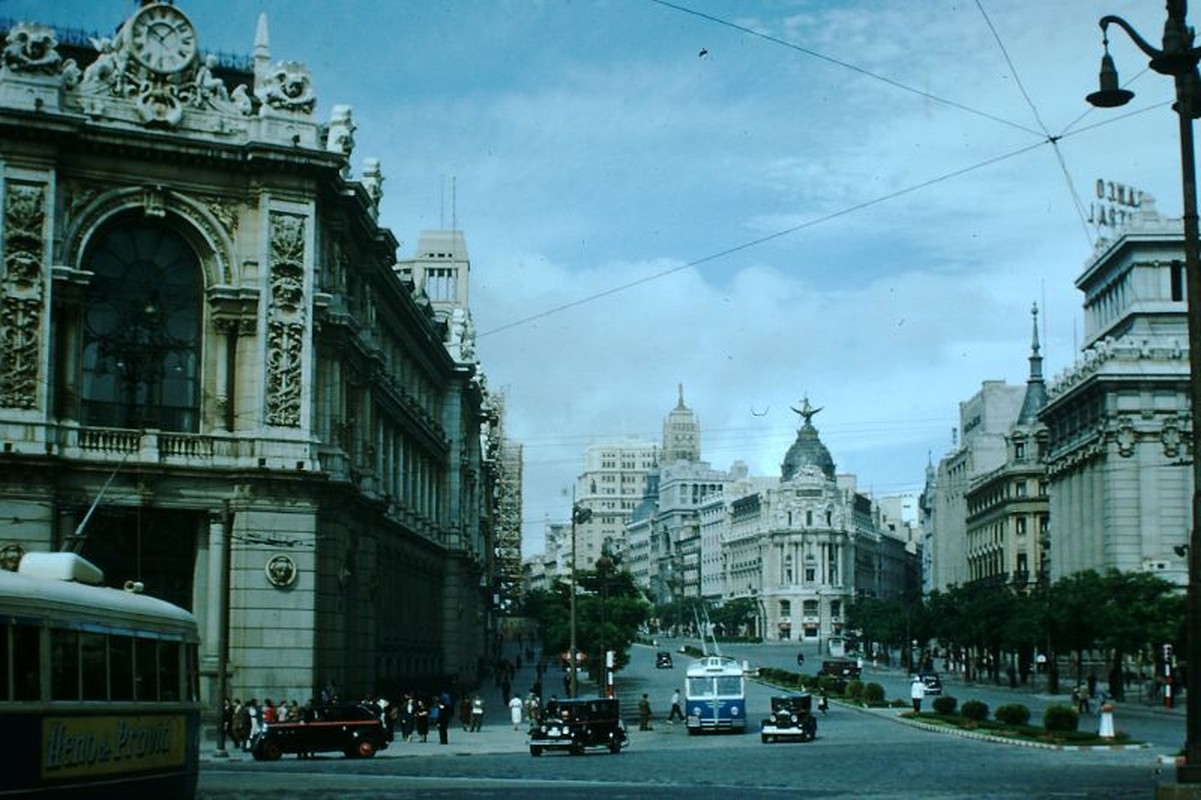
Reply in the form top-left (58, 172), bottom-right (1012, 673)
top-left (886, 711), bottom-right (1150, 751)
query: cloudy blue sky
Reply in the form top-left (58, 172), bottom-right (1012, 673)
top-left (4, 1), bottom-right (1185, 554)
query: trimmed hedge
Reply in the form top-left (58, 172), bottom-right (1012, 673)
top-left (1043, 704), bottom-right (1079, 732)
top-left (862, 682), bottom-right (886, 705)
top-left (845, 679), bottom-right (864, 701)
top-left (994, 703), bottom-right (1031, 726)
top-left (961, 699), bottom-right (989, 722)
top-left (931, 695), bottom-right (958, 715)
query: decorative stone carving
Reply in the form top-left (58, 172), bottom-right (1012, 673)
top-left (1114, 416), bottom-right (1136, 457)
top-left (264, 213), bottom-right (306, 427)
top-left (265, 553), bottom-right (298, 588)
top-left (1162, 415), bottom-right (1183, 459)
top-left (257, 61), bottom-right (316, 114)
top-left (0, 183), bottom-right (45, 409)
top-left (2, 22), bottom-right (61, 75)
top-left (68, 10), bottom-right (254, 130)
top-left (326, 105), bottom-right (354, 157)
top-left (361, 158), bottom-right (383, 207)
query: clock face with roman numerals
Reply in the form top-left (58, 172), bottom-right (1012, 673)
top-left (128, 4), bottom-right (197, 74)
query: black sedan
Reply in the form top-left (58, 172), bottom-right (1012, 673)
top-left (656, 651), bottom-right (674, 669)
top-left (250, 703), bottom-right (389, 760)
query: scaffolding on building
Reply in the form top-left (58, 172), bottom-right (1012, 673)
top-left (490, 393), bottom-right (524, 613)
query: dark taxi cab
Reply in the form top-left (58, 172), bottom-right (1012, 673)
top-left (760, 693), bottom-right (817, 743)
top-left (250, 702), bottom-right (388, 760)
top-left (528, 696), bottom-right (627, 756)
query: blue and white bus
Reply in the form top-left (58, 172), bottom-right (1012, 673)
top-left (684, 655), bottom-right (746, 733)
top-left (0, 552), bottom-right (201, 799)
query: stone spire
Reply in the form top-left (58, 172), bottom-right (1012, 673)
top-left (1017, 303), bottom-right (1048, 425)
top-left (253, 12), bottom-right (270, 91)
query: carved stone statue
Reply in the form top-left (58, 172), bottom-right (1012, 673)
top-left (2, 22), bottom-right (62, 75)
top-left (257, 61), bottom-right (316, 114)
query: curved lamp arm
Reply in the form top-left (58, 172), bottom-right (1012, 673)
top-left (1100, 15), bottom-right (1165, 60)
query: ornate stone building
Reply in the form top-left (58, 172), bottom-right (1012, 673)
top-left (0, 5), bottom-right (500, 709)
top-left (1042, 197), bottom-right (1191, 585)
top-left (963, 305), bottom-right (1050, 589)
top-left (706, 399), bottom-right (917, 642)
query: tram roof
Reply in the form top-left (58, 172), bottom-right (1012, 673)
top-left (1, 554), bottom-right (198, 636)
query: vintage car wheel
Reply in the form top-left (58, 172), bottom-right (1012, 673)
top-left (356, 739), bottom-right (377, 758)
top-left (761, 734), bottom-right (770, 743)
top-left (259, 740), bottom-right (283, 761)
top-left (609, 739), bottom-right (621, 754)
top-left (530, 746), bottom-right (543, 757)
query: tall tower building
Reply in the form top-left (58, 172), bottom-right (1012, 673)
top-left (661, 384), bottom-right (700, 463)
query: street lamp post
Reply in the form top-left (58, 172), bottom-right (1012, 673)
top-left (568, 489), bottom-right (591, 699)
top-left (1087, 0), bottom-right (1201, 782)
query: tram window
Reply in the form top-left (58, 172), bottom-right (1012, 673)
top-left (160, 641), bottom-right (180, 701)
top-left (13, 624), bottom-right (39, 700)
top-left (81, 632), bottom-right (107, 700)
top-left (0, 624), bottom-right (8, 700)
top-left (110, 635), bottom-right (134, 701)
top-left (134, 637), bottom-right (158, 701)
top-left (715, 676), bottom-right (741, 695)
top-left (687, 677), bottom-right (713, 697)
top-left (50, 629), bottom-right (80, 700)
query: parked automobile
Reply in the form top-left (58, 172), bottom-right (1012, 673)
top-left (760, 693), bottom-right (817, 743)
top-left (656, 651), bottom-right (674, 669)
top-left (250, 703), bottom-right (388, 760)
top-left (818, 659), bottom-right (862, 679)
top-left (528, 696), bottom-right (627, 756)
top-left (911, 670), bottom-right (943, 695)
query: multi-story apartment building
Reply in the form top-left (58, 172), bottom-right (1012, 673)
top-left (573, 438), bottom-right (658, 569)
top-left (0, 5), bottom-right (501, 707)
top-left (922, 381), bottom-right (1025, 591)
top-left (1042, 196), bottom-right (1191, 584)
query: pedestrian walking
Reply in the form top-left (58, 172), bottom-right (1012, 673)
top-left (667, 689), bottom-right (683, 723)
top-left (910, 675), bottom-right (926, 713)
top-left (437, 698), bottom-right (450, 745)
top-left (638, 693), bottom-right (653, 730)
top-left (509, 695), bottom-right (524, 730)
top-left (415, 699), bottom-right (430, 742)
top-left (470, 695), bottom-right (485, 731)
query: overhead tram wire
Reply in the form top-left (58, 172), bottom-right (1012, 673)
top-left (648, 0), bottom-right (1045, 139)
top-left (479, 139), bottom-right (1048, 338)
top-left (973, 0), bottom-right (1094, 252)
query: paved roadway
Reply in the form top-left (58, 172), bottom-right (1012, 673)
top-left (198, 639), bottom-right (1173, 800)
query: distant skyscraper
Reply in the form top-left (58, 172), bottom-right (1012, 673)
top-left (662, 384), bottom-right (700, 463)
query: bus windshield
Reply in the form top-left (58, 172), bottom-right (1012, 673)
top-left (687, 675), bottom-right (743, 698)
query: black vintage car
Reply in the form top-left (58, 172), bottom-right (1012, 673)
top-left (655, 651), bottom-right (673, 669)
top-left (250, 703), bottom-right (389, 760)
top-left (529, 697), bottom-right (628, 756)
top-left (760, 693), bottom-right (817, 743)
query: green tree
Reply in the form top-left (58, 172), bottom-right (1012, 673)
top-left (531, 562), bottom-right (649, 689)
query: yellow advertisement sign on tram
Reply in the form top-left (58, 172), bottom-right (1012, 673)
top-left (42, 715), bottom-right (186, 779)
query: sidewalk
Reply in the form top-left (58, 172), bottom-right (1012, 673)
top-left (203, 641), bottom-right (555, 763)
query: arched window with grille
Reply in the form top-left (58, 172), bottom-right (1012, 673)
top-left (79, 221), bottom-right (202, 432)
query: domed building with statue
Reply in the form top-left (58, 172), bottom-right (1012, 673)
top-left (702, 398), bottom-right (919, 644)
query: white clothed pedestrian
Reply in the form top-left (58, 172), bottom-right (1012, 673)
top-left (910, 677), bottom-right (926, 713)
top-left (509, 695), bottom-right (523, 729)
